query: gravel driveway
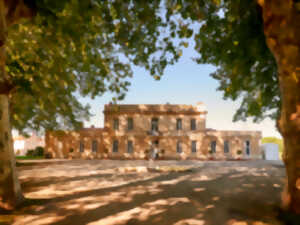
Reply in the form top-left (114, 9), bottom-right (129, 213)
top-left (1, 160), bottom-right (288, 225)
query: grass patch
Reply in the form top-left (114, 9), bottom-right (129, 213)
top-left (16, 156), bottom-right (44, 160)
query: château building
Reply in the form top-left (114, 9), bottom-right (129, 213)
top-left (45, 103), bottom-right (262, 160)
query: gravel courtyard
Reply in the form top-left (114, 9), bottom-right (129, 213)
top-left (1, 160), bottom-right (289, 225)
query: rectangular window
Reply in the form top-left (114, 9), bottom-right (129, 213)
top-left (224, 140), bottom-right (229, 153)
top-left (79, 141), bottom-right (84, 152)
top-left (191, 141), bottom-right (197, 153)
top-left (151, 118), bottom-right (159, 131)
top-left (176, 118), bottom-right (182, 130)
top-left (92, 140), bottom-right (98, 152)
top-left (211, 141), bottom-right (216, 153)
top-left (113, 140), bottom-right (119, 152)
top-left (113, 118), bottom-right (119, 130)
top-left (177, 141), bottom-right (182, 153)
top-left (127, 118), bottom-right (134, 130)
top-left (127, 140), bottom-right (133, 153)
top-left (245, 140), bottom-right (250, 155)
top-left (191, 119), bottom-right (196, 130)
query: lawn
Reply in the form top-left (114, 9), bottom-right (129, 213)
top-left (15, 156), bottom-right (44, 160)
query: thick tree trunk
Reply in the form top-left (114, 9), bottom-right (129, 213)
top-left (258, 0), bottom-right (300, 213)
top-left (0, 0), bottom-right (23, 210)
top-left (0, 94), bottom-right (23, 210)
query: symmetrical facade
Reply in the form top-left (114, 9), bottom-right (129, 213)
top-left (45, 103), bottom-right (262, 160)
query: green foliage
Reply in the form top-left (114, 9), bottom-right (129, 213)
top-left (25, 146), bottom-right (44, 157)
top-left (236, 150), bottom-right (242, 155)
top-left (34, 146), bottom-right (44, 156)
top-left (8, 0), bottom-right (280, 134)
top-left (16, 155), bottom-right (44, 160)
top-left (26, 149), bottom-right (35, 157)
top-left (262, 137), bottom-right (283, 155)
top-left (167, 0), bottom-right (279, 122)
top-left (7, 0), bottom-right (187, 133)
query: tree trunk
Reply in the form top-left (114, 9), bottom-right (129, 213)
top-left (258, 0), bottom-right (300, 213)
top-left (0, 94), bottom-right (23, 210)
top-left (0, 0), bottom-right (23, 210)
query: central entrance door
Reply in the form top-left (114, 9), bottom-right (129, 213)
top-left (151, 139), bottom-right (159, 159)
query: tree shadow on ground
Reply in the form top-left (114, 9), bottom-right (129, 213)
top-left (5, 161), bottom-right (293, 225)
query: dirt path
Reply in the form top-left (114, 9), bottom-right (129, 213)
top-left (0, 160), bottom-right (289, 225)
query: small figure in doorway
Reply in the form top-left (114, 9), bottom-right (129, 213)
top-left (152, 146), bottom-right (159, 160)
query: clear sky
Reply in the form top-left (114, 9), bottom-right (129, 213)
top-left (81, 43), bottom-right (281, 139)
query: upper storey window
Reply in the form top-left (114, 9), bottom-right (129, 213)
top-left (151, 118), bottom-right (159, 131)
top-left (127, 118), bottom-right (134, 131)
top-left (176, 118), bottom-right (182, 130)
top-left (191, 119), bottom-right (196, 130)
top-left (113, 118), bottom-right (119, 130)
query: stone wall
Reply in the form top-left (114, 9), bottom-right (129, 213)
top-left (46, 129), bottom-right (262, 160)
top-left (45, 104), bottom-right (262, 160)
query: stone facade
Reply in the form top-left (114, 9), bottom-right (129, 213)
top-left (45, 103), bottom-right (262, 160)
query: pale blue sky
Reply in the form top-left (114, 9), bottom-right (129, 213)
top-left (82, 44), bottom-right (281, 138)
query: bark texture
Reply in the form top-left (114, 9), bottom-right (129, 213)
top-left (258, 0), bottom-right (300, 213)
top-left (0, 94), bottom-right (23, 210)
top-left (0, 0), bottom-right (30, 210)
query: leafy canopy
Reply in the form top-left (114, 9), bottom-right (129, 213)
top-left (166, 0), bottom-right (279, 122)
top-left (7, 0), bottom-right (279, 134)
top-left (7, 0), bottom-right (188, 133)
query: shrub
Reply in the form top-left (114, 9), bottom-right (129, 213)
top-left (26, 146), bottom-right (44, 157)
top-left (26, 149), bottom-right (35, 156)
top-left (35, 146), bottom-right (44, 156)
